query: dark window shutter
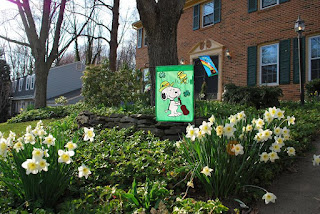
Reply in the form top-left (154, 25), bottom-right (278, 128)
top-left (279, 0), bottom-right (290, 3)
top-left (279, 39), bottom-right (291, 84)
top-left (293, 37), bottom-right (306, 84)
top-left (214, 0), bottom-right (221, 24)
top-left (248, 0), bottom-right (257, 13)
top-left (193, 4), bottom-right (200, 30)
top-left (247, 46), bottom-right (257, 86)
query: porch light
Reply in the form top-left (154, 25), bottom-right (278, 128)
top-left (180, 57), bottom-right (185, 64)
top-left (294, 16), bottom-right (305, 35)
top-left (225, 49), bottom-right (231, 60)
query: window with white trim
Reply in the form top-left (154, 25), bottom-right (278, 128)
top-left (261, 0), bottom-right (278, 9)
top-left (309, 35), bottom-right (320, 80)
top-left (260, 43), bottom-right (279, 85)
top-left (12, 80), bottom-right (17, 92)
top-left (30, 74), bottom-right (35, 89)
top-left (202, 1), bottom-right (214, 27)
top-left (137, 28), bottom-right (142, 48)
top-left (18, 78), bottom-right (24, 91)
top-left (26, 76), bottom-right (30, 90)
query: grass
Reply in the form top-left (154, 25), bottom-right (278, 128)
top-left (0, 119), bottom-right (55, 137)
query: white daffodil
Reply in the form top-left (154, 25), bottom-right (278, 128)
top-left (43, 134), bottom-right (56, 147)
top-left (208, 115), bottom-right (215, 124)
top-left (36, 120), bottom-right (43, 129)
top-left (262, 192), bottom-right (277, 204)
top-left (199, 121), bottom-right (212, 135)
top-left (274, 127), bottom-right (281, 136)
top-left (236, 111), bottom-right (246, 121)
top-left (231, 144), bottom-right (244, 156)
top-left (215, 125), bottom-right (223, 137)
top-left (286, 147), bottom-right (296, 156)
top-left (268, 107), bottom-right (277, 117)
top-left (37, 128), bottom-right (47, 139)
top-left (186, 124), bottom-right (194, 132)
top-left (282, 127), bottom-right (290, 136)
top-left (223, 123), bottom-right (236, 139)
top-left (255, 118), bottom-right (265, 130)
top-left (269, 151), bottom-right (279, 162)
top-left (78, 164), bottom-right (91, 179)
top-left (275, 109), bottom-right (285, 119)
top-left (175, 140), bottom-right (181, 148)
top-left (9, 131), bottom-right (16, 141)
top-left (24, 133), bottom-right (36, 145)
top-left (246, 124), bottom-right (253, 132)
top-left (274, 136), bottom-right (285, 146)
top-left (269, 143), bottom-right (281, 153)
top-left (229, 115), bottom-right (237, 125)
top-left (201, 166), bottom-right (213, 177)
top-left (38, 159), bottom-right (49, 172)
top-left (0, 138), bottom-right (8, 157)
top-left (32, 148), bottom-right (44, 161)
top-left (262, 129), bottom-right (273, 141)
top-left (260, 152), bottom-right (269, 163)
top-left (187, 180), bottom-right (194, 188)
top-left (313, 155), bottom-right (320, 166)
top-left (42, 148), bottom-right (50, 158)
top-left (196, 128), bottom-right (205, 140)
top-left (186, 126), bottom-right (198, 141)
top-left (13, 141), bottom-right (24, 152)
top-left (264, 111), bottom-right (272, 121)
top-left (65, 141), bottom-right (78, 151)
top-left (26, 125), bottom-right (32, 133)
top-left (84, 127), bottom-right (95, 142)
top-left (58, 150), bottom-right (74, 164)
top-left (287, 116), bottom-right (295, 126)
top-left (283, 134), bottom-right (290, 141)
top-left (22, 159), bottom-right (39, 175)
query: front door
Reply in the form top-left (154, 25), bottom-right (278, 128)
top-left (194, 55), bottom-right (219, 99)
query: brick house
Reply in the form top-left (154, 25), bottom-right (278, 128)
top-left (133, 0), bottom-right (320, 100)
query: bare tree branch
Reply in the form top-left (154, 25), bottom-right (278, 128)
top-left (0, 35), bottom-right (31, 47)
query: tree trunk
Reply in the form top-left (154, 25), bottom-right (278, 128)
top-left (136, 0), bottom-right (185, 106)
top-left (109, 0), bottom-right (120, 72)
top-left (34, 61), bottom-right (49, 108)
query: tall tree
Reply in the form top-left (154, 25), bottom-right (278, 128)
top-left (136, 0), bottom-right (186, 105)
top-left (0, 0), bottom-right (94, 108)
top-left (0, 54), bottom-right (11, 122)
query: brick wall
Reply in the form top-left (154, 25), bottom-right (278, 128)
top-left (135, 0), bottom-right (320, 101)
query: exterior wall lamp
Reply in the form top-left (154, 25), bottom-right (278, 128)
top-left (225, 49), bottom-right (231, 60)
top-left (294, 15), bottom-right (305, 105)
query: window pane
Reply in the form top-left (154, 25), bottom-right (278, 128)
top-left (261, 45), bottom-right (277, 65)
top-left (203, 2), bottom-right (214, 26)
top-left (262, 0), bottom-right (277, 8)
top-left (261, 65), bottom-right (277, 84)
top-left (311, 37), bottom-right (320, 59)
top-left (311, 59), bottom-right (320, 80)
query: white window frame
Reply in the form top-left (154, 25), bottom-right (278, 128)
top-left (137, 28), bottom-right (143, 48)
top-left (30, 74), bottom-right (35, 89)
top-left (25, 76), bottom-right (30, 90)
top-left (18, 78), bottom-right (24, 92)
top-left (202, 1), bottom-right (214, 28)
top-left (260, 0), bottom-right (279, 10)
top-left (259, 43), bottom-right (279, 86)
top-left (308, 35), bottom-right (320, 81)
top-left (143, 29), bottom-right (148, 46)
top-left (12, 80), bottom-right (17, 93)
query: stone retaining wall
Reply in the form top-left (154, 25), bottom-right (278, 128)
top-left (76, 111), bottom-right (207, 141)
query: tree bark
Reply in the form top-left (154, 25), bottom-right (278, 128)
top-left (136, 0), bottom-right (185, 106)
top-left (109, 0), bottom-right (120, 72)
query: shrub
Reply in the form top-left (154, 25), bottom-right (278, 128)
top-left (82, 62), bottom-right (141, 107)
top-left (180, 107), bottom-right (297, 200)
top-left (306, 78), bottom-right (320, 101)
top-left (223, 83), bottom-right (283, 109)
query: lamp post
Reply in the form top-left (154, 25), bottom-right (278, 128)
top-left (294, 16), bottom-right (305, 105)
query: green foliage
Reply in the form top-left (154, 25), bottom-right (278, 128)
top-left (223, 83), bottom-right (283, 109)
top-left (181, 109), bottom-right (297, 198)
top-left (81, 63), bottom-right (142, 107)
top-left (123, 178), bottom-right (170, 212)
top-left (173, 198), bottom-right (228, 214)
top-left (306, 78), bottom-right (320, 101)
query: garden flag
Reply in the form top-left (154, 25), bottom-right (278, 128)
top-left (156, 65), bottom-right (194, 122)
top-left (199, 55), bottom-right (218, 77)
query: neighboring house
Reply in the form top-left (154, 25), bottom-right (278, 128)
top-left (133, 0), bottom-right (320, 100)
top-left (11, 62), bottom-right (85, 114)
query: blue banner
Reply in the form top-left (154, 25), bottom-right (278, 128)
top-left (199, 56), bottom-right (218, 77)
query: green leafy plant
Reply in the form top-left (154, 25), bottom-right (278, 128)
top-left (123, 178), bottom-right (170, 212)
top-left (0, 120), bottom-right (89, 209)
top-left (305, 78), bottom-right (320, 101)
top-left (173, 198), bottom-right (228, 214)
